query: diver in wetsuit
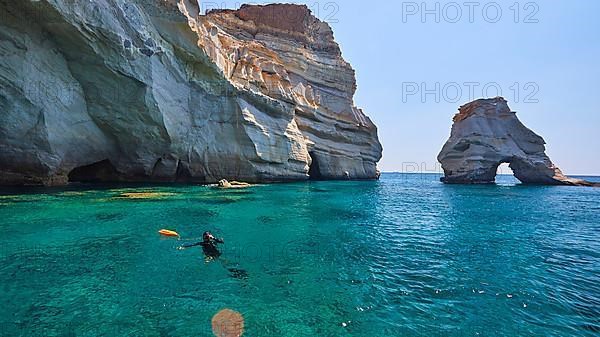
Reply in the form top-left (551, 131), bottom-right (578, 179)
top-left (179, 231), bottom-right (224, 258)
top-left (178, 231), bottom-right (248, 279)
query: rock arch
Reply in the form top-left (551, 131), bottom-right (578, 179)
top-left (438, 97), bottom-right (598, 187)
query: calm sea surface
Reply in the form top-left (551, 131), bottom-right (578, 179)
top-left (0, 173), bottom-right (599, 336)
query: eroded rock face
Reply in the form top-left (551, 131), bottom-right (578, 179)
top-left (438, 97), bottom-right (597, 186)
top-left (0, 1), bottom-right (382, 185)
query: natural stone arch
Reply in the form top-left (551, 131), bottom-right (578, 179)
top-left (487, 157), bottom-right (559, 185)
top-left (438, 97), bottom-right (598, 187)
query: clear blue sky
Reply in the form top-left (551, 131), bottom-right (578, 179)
top-left (200, 1), bottom-right (600, 175)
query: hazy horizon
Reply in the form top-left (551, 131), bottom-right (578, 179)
top-left (198, 0), bottom-right (599, 176)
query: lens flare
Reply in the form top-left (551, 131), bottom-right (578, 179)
top-left (211, 309), bottom-right (244, 337)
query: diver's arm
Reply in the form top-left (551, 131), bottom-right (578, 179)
top-left (178, 242), bottom-right (204, 249)
top-left (214, 238), bottom-right (224, 244)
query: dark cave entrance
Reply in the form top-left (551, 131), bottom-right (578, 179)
top-left (68, 159), bottom-right (119, 183)
top-left (308, 152), bottom-right (323, 180)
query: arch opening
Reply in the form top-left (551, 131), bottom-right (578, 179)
top-left (495, 162), bottom-right (518, 185)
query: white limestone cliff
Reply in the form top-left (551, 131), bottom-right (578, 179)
top-left (0, 1), bottom-right (382, 185)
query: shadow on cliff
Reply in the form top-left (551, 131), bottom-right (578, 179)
top-left (308, 152), bottom-right (323, 181)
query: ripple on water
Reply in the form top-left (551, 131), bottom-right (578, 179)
top-left (257, 215), bottom-right (275, 224)
top-left (195, 195), bottom-right (256, 205)
top-left (95, 212), bottom-right (126, 221)
top-left (168, 207), bottom-right (218, 218)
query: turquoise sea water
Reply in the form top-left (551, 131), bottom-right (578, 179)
top-left (0, 173), bottom-right (599, 337)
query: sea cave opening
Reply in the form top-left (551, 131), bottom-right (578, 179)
top-left (308, 152), bottom-right (323, 180)
top-left (68, 159), bottom-right (119, 183)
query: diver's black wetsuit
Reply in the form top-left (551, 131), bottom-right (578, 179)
top-left (182, 238), bottom-right (224, 258)
top-left (180, 237), bottom-right (248, 279)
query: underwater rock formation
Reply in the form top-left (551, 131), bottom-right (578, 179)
top-left (0, 1), bottom-right (382, 185)
top-left (438, 97), bottom-right (598, 187)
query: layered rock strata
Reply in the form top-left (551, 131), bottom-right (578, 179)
top-left (0, 1), bottom-right (382, 185)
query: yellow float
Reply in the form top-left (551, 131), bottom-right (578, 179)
top-left (158, 229), bottom-right (180, 238)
